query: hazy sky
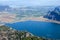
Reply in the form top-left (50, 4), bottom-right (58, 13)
top-left (0, 0), bottom-right (60, 7)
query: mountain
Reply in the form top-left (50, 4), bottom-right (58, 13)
top-left (0, 5), bottom-right (11, 12)
top-left (44, 6), bottom-right (60, 21)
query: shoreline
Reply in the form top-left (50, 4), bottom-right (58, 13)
top-left (20, 16), bottom-right (60, 24)
top-left (0, 14), bottom-right (60, 24)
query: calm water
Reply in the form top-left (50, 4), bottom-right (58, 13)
top-left (5, 21), bottom-right (60, 39)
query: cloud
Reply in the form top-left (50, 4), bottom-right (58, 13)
top-left (0, 0), bottom-right (60, 7)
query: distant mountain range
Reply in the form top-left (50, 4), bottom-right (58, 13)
top-left (1, 5), bottom-right (60, 20)
top-left (0, 5), bottom-right (11, 11)
top-left (44, 6), bottom-right (60, 21)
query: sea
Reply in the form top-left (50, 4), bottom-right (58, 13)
top-left (5, 21), bottom-right (60, 39)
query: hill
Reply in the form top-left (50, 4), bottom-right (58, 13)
top-left (0, 25), bottom-right (46, 40)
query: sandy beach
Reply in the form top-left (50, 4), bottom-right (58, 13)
top-left (21, 16), bottom-right (60, 24)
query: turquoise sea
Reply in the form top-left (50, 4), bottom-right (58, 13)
top-left (5, 21), bottom-right (60, 39)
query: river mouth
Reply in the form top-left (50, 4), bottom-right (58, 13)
top-left (5, 21), bottom-right (60, 39)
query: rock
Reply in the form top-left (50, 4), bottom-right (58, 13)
top-left (44, 6), bottom-right (60, 21)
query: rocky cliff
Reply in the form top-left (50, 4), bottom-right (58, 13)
top-left (44, 6), bottom-right (60, 21)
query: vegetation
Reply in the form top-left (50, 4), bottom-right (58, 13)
top-left (0, 25), bottom-right (51, 40)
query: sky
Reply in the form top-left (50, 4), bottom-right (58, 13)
top-left (0, 0), bottom-right (60, 7)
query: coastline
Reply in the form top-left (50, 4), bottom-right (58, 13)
top-left (32, 16), bottom-right (60, 24)
top-left (20, 16), bottom-right (60, 24)
top-left (0, 25), bottom-right (47, 40)
top-left (0, 13), bottom-right (60, 24)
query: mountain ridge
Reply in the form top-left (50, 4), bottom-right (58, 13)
top-left (44, 6), bottom-right (60, 21)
